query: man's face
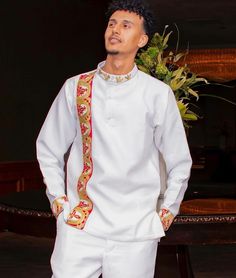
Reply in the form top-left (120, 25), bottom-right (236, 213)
top-left (104, 10), bottom-right (148, 57)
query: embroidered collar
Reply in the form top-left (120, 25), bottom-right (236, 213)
top-left (97, 61), bottom-right (138, 84)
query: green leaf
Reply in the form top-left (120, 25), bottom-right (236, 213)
top-left (173, 52), bottom-right (186, 62)
top-left (137, 65), bottom-right (150, 74)
top-left (157, 52), bottom-right (163, 64)
top-left (177, 101), bottom-right (187, 116)
top-left (147, 47), bottom-right (158, 59)
top-left (187, 88), bottom-right (199, 100)
top-left (195, 77), bottom-right (209, 84)
top-left (172, 67), bottom-right (184, 78)
top-left (183, 113), bottom-right (198, 121)
top-left (139, 53), bottom-right (155, 68)
top-left (163, 31), bottom-right (173, 47)
top-left (171, 77), bottom-right (187, 91)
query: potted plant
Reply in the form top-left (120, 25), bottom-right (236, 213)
top-left (135, 25), bottom-right (208, 128)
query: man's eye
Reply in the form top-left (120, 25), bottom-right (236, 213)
top-left (123, 24), bottom-right (130, 28)
top-left (108, 23), bottom-right (114, 27)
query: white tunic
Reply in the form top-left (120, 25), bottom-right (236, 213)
top-left (36, 61), bottom-right (192, 241)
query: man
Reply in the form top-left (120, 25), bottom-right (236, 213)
top-left (36, 0), bottom-right (192, 277)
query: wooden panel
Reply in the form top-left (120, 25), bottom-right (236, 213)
top-left (180, 48), bottom-right (236, 82)
top-left (161, 221), bottom-right (236, 246)
top-left (0, 161), bottom-right (44, 195)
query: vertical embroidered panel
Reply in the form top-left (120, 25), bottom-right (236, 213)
top-left (67, 72), bottom-right (95, 229)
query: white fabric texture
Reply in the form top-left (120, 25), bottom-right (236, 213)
top-left (51, 213), bottom-right (159, 278)
top-left (36, 61), bottom-right (192, 241)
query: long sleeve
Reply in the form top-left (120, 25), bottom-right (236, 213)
top-left (36, 79), bottom-right (77, 207)
top-left (154, 87), bottom-right (192, 217)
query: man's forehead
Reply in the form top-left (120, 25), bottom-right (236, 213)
top-left (109, 10), bottom-right (143, 23)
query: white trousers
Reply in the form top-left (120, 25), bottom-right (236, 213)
top-left (51, 213), bottom-right (159, 278)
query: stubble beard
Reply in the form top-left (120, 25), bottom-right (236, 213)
top-left (106, 49), bottom-right (120, 55)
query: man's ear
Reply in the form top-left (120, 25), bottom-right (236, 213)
top-left (138, 34), bottom-right (149, 48)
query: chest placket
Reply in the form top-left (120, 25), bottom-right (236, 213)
top-left (66, 71), bottom-right (95, 229)
top-left (105, 88), bottom-right (116, 126)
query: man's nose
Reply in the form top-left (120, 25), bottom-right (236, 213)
top-left (112, 24), bottom-right (121, 34)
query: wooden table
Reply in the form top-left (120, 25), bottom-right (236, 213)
top-left (159, 213), bottom-right (236, 277)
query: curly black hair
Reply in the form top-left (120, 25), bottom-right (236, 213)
top-left (106, 0), bottom-right (154, 37)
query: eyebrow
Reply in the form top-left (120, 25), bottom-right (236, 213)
top-left (109, 18), bottom-right (134, 25)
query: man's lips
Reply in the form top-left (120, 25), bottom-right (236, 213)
top-left (109, 36), bottom-right (121, 43)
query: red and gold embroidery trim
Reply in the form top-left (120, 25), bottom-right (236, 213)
top-left (67, 71), bottom-right (95, 229)
top-left (159, 208), bottom-right (174, 231)
top-left (52, 196), bottom-right (68, 218)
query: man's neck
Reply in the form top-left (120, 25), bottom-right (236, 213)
top-left (102, 55), bottom-right (135, 75)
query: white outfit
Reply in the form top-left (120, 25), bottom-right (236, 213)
top-left (36, 61), bottom-right (192, 277)
top-left (52, 213), bottom-right (159, 278)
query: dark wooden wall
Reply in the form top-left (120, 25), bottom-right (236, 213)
top-left (0, 0), bottom-right (108, 161)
